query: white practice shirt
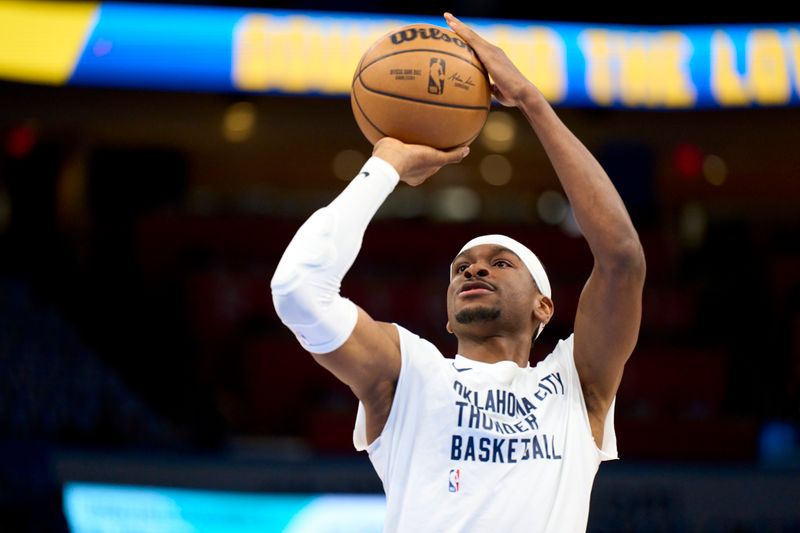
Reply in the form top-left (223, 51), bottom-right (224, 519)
top-left (353, 323), bottom-right (618, 533)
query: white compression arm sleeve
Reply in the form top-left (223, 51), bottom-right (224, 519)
top-left (270, 156), bottom-right (400, 354)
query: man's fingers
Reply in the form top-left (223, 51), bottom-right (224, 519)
top-left (443, 13), bottom-right (478, 43)
top-left (444, 13), bottom-right (488, 52)
top-left (421, 143), bottom-right (470, 168)
top-left (432, 144), bottom-right (470, 165)
top-left (449, 145), bottom-right (470, 163)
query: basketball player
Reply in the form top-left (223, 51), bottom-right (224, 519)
top-left (271, 13), bottom-right (645, 532)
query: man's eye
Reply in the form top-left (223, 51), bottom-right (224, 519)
top-left (457, 264), bottom-right (468, 273)
top-left (495, 260), bottom-right (509, 267)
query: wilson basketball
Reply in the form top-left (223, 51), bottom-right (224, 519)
top-left (351, 23), bottom-right (492, 150)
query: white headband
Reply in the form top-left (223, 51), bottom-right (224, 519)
top-left (451, 234), bottom-right (551, 338)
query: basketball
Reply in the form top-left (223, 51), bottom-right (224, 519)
top-left (351, 23), bottom-right (492, 150)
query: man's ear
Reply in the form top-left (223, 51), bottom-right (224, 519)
top-left (446, 320), bottom-right (453, 334)
top-left (532, 294), bottom-right (554, 327)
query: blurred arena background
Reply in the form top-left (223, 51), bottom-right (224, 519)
top-left (0, 1), bottom-right (799, 531)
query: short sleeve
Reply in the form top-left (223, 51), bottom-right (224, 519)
top-left (353, 400), bottom-right (370, 452)
top-left (598, 395), bottom-right (619, 461)
top-left (352, 323), bottom-right (444, 466)
top-left (549, 333), bottom-right (619, 462)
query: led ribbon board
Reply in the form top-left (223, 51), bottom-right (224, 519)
top-left (64, 482), bottom-right (387, 533)
top-left (1, 1), bottom-right (798, 108)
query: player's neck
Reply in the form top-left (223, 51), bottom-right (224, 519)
top-left (456, 333), bottom-right (532, 368)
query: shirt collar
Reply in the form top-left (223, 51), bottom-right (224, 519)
top-left (454, 353), bottom-right (531, 370)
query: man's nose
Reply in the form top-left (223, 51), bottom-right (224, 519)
top-left (464, 264), bottom-right (489, 278)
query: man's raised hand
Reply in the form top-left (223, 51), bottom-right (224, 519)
top-left (444, 12), bottom-right (541, 108)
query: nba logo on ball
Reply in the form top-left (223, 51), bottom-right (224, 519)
top-left (428, 58), bottom-right (446, 95)
top-left (448, 468), bottom-right (461, 492)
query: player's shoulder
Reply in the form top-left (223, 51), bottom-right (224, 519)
top-left (388, 322), bottom-right (447, 363)
top-left (535, 332), bottom-right (575, 370)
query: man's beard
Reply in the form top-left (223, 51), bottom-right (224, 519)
top-left (455, 306), bottom-right (501, 324)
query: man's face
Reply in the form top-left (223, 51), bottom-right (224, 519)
top-left (446, 243), bottom-right (538, 337)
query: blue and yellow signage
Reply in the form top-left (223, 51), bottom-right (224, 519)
top-left (0, 1), bottom-right (797, 108)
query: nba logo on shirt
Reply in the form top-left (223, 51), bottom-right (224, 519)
top-left (448, 468), bottom-right (460, 492)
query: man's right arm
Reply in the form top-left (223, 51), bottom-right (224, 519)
top-left (312, 307), bottom-right (402, 444)
top-left (271, 138), bottom-right (468, 441)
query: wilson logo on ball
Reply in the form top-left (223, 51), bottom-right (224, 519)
top-left (390, 27), bottom-right (471, 53)
top-left (428, 58), bottom-right (446, 95)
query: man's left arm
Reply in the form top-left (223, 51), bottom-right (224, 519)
top-left (520, 90), bottom-right (646, 441)
top-left (446, 12), bottom-right (646, 443)
top-left (519, 87), bottom-right (645, 445)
